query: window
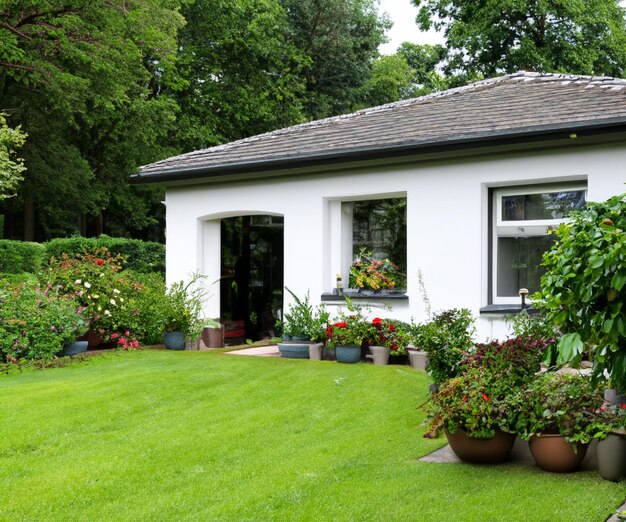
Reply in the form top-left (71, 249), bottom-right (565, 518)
top-left (492, 184), bottom-right (586, 303)
top-left (342, 197), bottom-right (407, 291)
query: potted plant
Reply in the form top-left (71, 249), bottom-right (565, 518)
top-left (417, 309), bottom-right (476, 388)
top-left (327, 297), bottom-right (374, 363)
top-left (425, 335), bottom-right (551, 463)
top-left (425, 366), bottom-right (518, 463)
top-left (200, 318), bottom-right (224, 348)
top-left (278, 289), bottom-right (328, 359)
top-left (595, 399), bottom-right (626, 481)
top-left (162, 280), bottom-right (203, 350)
top-left (512, 371), bottom-right (604, 473)
top-left (348, 249), bottom-right (405, 291)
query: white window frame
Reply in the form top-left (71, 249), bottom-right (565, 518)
top-left (492, 183), bottom-right (587, 304)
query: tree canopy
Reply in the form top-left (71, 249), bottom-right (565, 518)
top-left (412, 0), bottom-right (626, 78)
top-left (0, 113), bottom-right (26, 201)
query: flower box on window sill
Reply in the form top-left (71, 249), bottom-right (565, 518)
top-left (321, 289), bottom-right (408, 301)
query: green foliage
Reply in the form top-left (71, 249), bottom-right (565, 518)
top-left (510, 372), bottom-right (605, 444)
top-left (0, 280), bottom-right (87, 362)
top-left (45, 236), bottom-right (165, 273)
top-left (327, 296), bottom-right (375, 347)
top-left (413, 0), bottom-right (626, 78)
top-left (414, 308), bottom-right (475, 385)
top-left (427, 366), bottom-right (518, 439)
top-left (0, 0), bottom-right (184, 240)
top-left (426, 336), bottom-right (550, 438)
top-left (280, 0), bottom-right (390, 119)
top-left (0, 113), bottom-right (27, 201)
top-left (282, 288), bottom-right (329, 341)
top-left (536, 192), bottom-right (626, 392)
top-left (162, 279), bottom-right (206, 339)
top-left (359, 54), bottom-right (417, 107)
top-left (349, 249), bottom-right (404, 290)
top-left (0, 240), bottom-right (45, 273)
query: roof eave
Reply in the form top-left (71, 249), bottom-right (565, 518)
top-left (130, 117), bottom-right (626, 185)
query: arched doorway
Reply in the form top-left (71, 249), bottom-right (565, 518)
top-left (220, 215), bottom-right (283, 343)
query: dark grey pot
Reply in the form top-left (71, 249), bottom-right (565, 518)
top-left (597, 432), bottom-right (626, 482)
top-left (277, 343), bottom-right (310, 359)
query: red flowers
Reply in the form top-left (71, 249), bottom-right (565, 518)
top-left (621, 404), bottom-right (626, 410)
top-left (482, 393), bottom-right (490, 402)
top-left (96, 258), bottom-right (105, 266)
top-left (334, 321), bottom-right (348, 329)
top-left (372, 317), bottom-right (382, 326)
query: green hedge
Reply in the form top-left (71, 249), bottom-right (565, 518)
top-left (0, 240), bottom-right (46, 273)
top-left (45, 236), bottom-right (165, 273)
top-left (0, 236), bottom-right (164, 275)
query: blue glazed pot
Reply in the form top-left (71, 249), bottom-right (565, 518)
top-left (277, 343), bottom-right (310, 359)
top-left (164, 331), bottom-right (186, 350)
top-left (63, 340), bottom-right (88, 356)
top-left (335, 345), bottom-right (361, 363)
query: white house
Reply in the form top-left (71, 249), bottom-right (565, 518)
top-left (132, 71), bottom-right (626, 341)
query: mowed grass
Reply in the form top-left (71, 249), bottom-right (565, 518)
top-left (0, 350), bottom-right (623, 521)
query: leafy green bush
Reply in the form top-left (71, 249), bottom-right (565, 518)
top-left (414, 308), bottom-right (476, 386)
top-left (45, 236), bottom-right (164, 273)
top-left (536, 192), bottom-right (626, 392)
top-left (0, 240), bottom-right (45, 273)
top-left (0, 281), bottom-right (87, 362)
top-left (162, 279), bottom-right (205, 339)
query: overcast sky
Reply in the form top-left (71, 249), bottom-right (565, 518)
top-left (378, 0), bottom-right (444, 55)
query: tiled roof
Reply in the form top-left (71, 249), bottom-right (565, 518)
top-left (134, 71), bottom-right (626, 183)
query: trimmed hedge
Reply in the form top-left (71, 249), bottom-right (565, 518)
top-left (0, 240), bottom-right (46, 273)
top-left (0, 236), bottom-right (164, 275)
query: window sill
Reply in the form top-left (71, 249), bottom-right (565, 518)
top-left (321, 289), bottom-right (408, 301)
top-left (479, 304), bottom-right (536, 315)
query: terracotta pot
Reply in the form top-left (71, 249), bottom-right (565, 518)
top-left (529, 434), bottom-right (588, 473)
top-left (445, 429), bottom-right (516, 464)
top-left (201, 326), bottom-right (224, 348)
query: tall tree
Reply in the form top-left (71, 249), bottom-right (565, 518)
top-left (413, 0), bottom-right (626, 78)
top-left (281, 0), bottom-right (391, 119)
top-left (0, 113), bottom-right (26, 201)
top-left (0, 1), bottom-right (184, 240)
top-left (174, 0), bottom-right (307, 151)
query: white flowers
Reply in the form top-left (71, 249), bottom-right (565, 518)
top-left (104, 310), bottom-right (111, 316)
top-left (110, 299), bottom-right (116, 306)
top-left (113, 289), bottom-right (120, 294)
top-left (84, 281), bottom-right (91, 289)
top-left (75, 279), bottom-right (82, 285)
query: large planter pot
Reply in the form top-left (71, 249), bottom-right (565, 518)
top-left (63, 340), bottom-right (88, 356)
top-left (277, 342), bottom-right (310, 359)
top-left (201, 326), bottom-right (224, 348)
top-left (164, 331), bottom-right (186, 350)
top-left (597, 432), bottom-right (626, 482)
top-left (308, 343), bottom-right (323, 361)
top-left (370, 345), bottom-right (390, 366)
top-left (529, 434), bottom-right (588, 473)
top-left (445, 429), bottom-right (516, 464)
top-left (408, 349), bottom-right (429, 370)
top-left (323, 345), bottom-right (336, 361)
top-left (335, 345), bottom-right (361, 364)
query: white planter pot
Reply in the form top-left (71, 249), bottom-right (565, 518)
top-left (370, 345), bottom-right (390, 365)
top-left (408, 349), bottom-right (429, 370)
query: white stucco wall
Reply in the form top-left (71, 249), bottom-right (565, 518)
top-left (164, 141), bottom-right (626, 342)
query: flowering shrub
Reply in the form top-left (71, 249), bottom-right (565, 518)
top-left (461, 336), bottom-right (554, 385)
top-left (510, 372), bottom-right (605, 444)
top-left (327, 298), bottom-right (374, 347)
top-left (0, 281), bottom-right (87, 362)
top-left (370, 318), bottom-right (409, 356)
top-left (349, 250), bottom-right (404, 290)
top-left (426, 366), bottom-right (517, 439)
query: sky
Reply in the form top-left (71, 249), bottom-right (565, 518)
top-left (378, 0), bottom-right (444, 55)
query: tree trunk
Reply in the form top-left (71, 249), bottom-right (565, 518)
top-left (23, 189), bottom-right (34, 241)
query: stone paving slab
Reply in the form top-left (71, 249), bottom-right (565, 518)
top-left (225, 345), bottom-right (280, 357)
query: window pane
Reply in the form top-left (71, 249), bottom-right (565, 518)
top-left (502, 191), bottom-right (585, 221)
top-left (497, 235), bottom-right (556, 297)
top-left (345, 198), bottom-right (407, 289)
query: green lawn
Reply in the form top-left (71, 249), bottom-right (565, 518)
top-left (0, 350), bottom-right (623, 521)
